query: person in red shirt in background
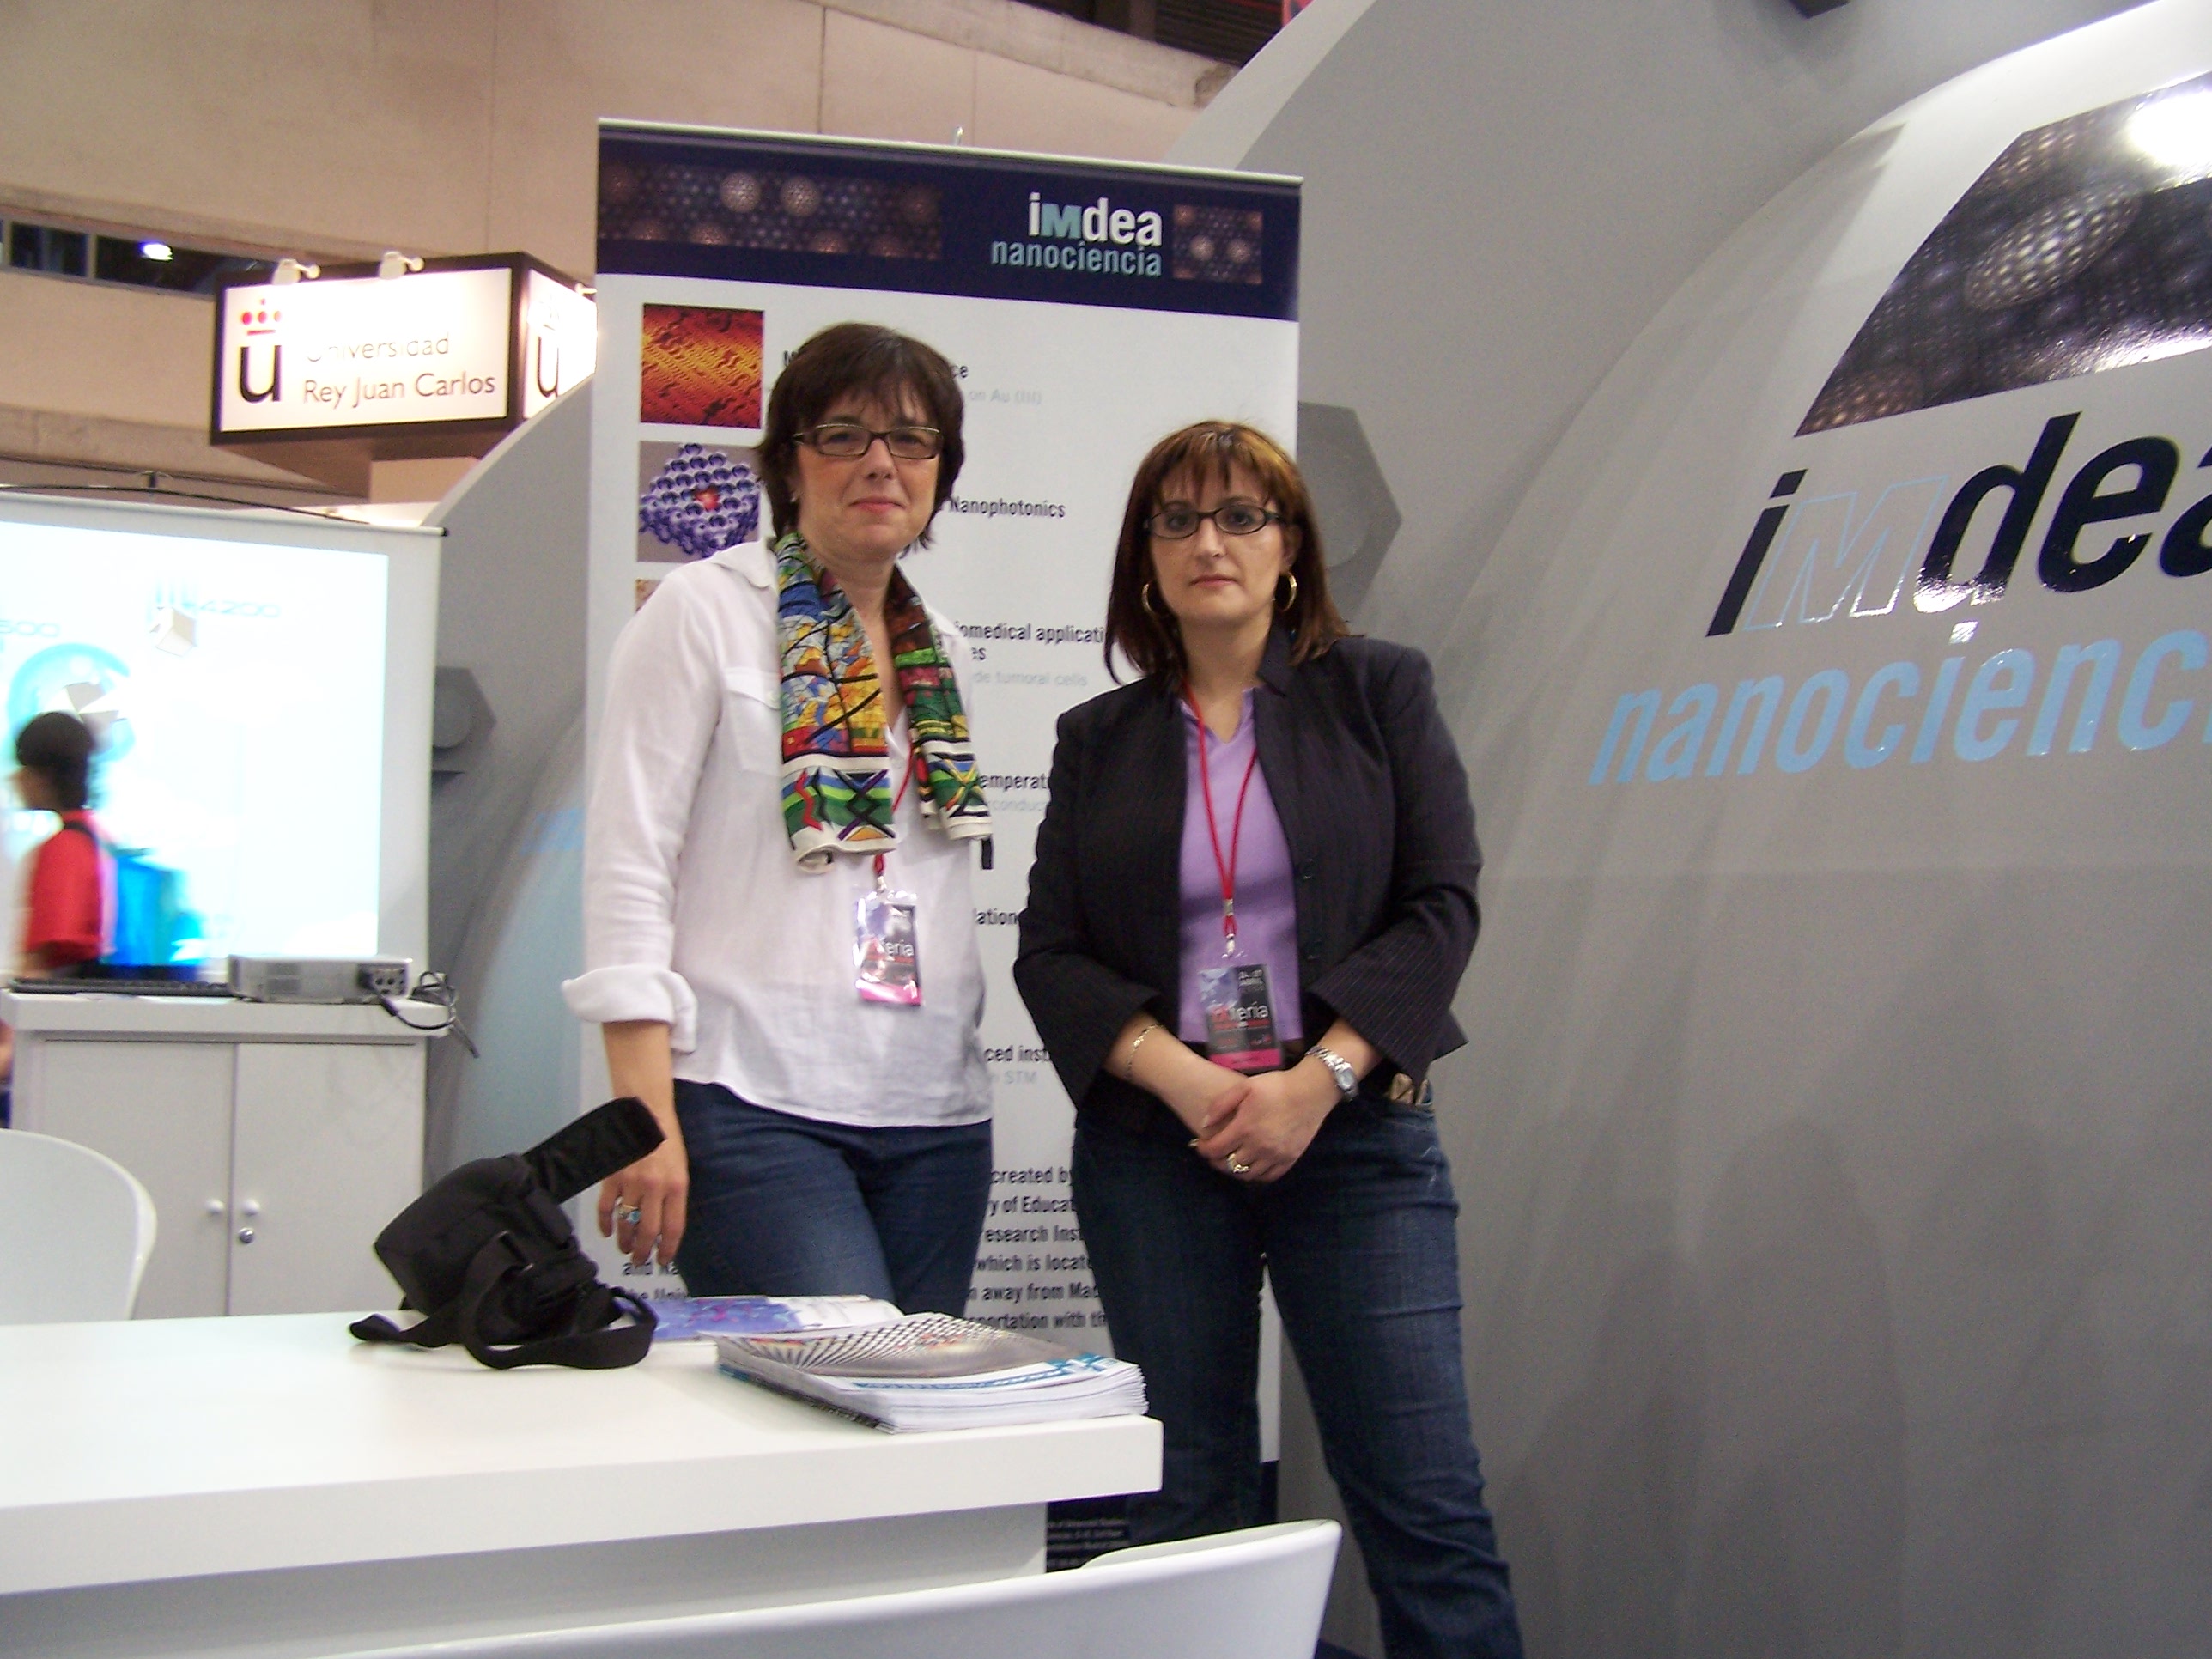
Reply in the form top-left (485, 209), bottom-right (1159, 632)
top-left (14, 712), bottom-right (107, 973)
top-left (1, 712), bottom-right (109, 1125)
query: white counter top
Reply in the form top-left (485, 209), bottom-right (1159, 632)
top-left (0, 1316), bottom-right (1160, 1657)
top-left (0, 989), bottom-right (448, 1042)
top-left (0, 1313), bottom-right (1161, 1595)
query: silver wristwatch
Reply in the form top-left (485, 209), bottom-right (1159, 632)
top-left (1308, 1044), bottom-right (1359, 1102)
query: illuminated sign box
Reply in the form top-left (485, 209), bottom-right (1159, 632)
top-left (210, 253), bottom-right (594, 465)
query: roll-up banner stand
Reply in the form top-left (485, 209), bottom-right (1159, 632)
top-left (584, 124), bottom-right (1300, 1505)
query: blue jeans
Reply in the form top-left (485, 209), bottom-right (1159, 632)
top-left (1073, 1094), bottom-right (1522, 1659)
top-left (672, 1082), bottom-right (992, 1316)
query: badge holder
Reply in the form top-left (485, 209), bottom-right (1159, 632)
top-left (1199, 957), bottom-right (1280, 1073)
top-left (857, 859), bottom-right (922, 1007)
top-left (855, 749), bottom-right (925, 1007)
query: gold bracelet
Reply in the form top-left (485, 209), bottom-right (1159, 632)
top-left (1121, 1020), bottom-right (1160, 1082)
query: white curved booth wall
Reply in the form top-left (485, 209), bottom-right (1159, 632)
top-left (1181, 1), bottom-right (2212, 1652)
top-left (421, 389), bottom-right (591, 1178)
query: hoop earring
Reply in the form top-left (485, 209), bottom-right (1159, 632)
top-left (1142, 581), bottom-right (1167, 621)
top-left (1278, 570), bottom-right (1299, 611)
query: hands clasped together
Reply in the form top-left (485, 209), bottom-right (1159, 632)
top-left (1184, 1063), bottom-right (1340, 1182)
top-left (1115, 1012), bottom-right (1349, 1183)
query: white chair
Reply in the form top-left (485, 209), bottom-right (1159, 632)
top-left (337, 1519), bottom-right (1340, 1659)
top-left (0, 1129), bottom-right (158, 1322)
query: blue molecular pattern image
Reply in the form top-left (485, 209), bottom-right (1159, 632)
top-left (639, 444), bottom-right (763, 561)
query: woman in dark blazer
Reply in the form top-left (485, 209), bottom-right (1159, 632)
top-left (1015, 422), bottom-right (1522, 1659)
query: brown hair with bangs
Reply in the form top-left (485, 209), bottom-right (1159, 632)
top-left (758, 321), bottom-right (966, 547)
top-left (1103, 421), bottom-right (1349, 681)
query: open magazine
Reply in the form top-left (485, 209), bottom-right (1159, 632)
top-left (715, 1312), bottom-right (1147, 1431)
top-left (647, 1294), bottom-right (903, 1341)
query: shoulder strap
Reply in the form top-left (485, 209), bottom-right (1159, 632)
top-left (449, 1233), bottom-right (657, 1370)
top-left (349, 1306), bottom-right (459, 1348)
top-left (460, 1283), bottom-right (657, 1370)
top-left (350, 1236), bottom-right (656, 1368)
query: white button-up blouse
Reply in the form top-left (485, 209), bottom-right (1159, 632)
top-left (562, 538), bottom-right (991, 1128)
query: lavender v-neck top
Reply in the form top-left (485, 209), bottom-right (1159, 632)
top-left (1177, 690), bottom-right (1304, 1048)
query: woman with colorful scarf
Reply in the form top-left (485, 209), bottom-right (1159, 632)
top-left (565, 323), bottom-right (994, 1315)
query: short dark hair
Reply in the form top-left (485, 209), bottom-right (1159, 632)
top-left (757, 322), bottom-right (966, 547)
top-left (15, 711), bottom-right (96, 810)
top-left (1103, 421), bottom-right (1349, 681)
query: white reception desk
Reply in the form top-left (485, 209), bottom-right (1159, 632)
top-left (0, 1314), bottom-right (1161, 1658)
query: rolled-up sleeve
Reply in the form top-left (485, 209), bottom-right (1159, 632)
top-left (1305, 647), bottom-right (1481, 1081)
top-left (561, 584), bottom-right (722, 1053)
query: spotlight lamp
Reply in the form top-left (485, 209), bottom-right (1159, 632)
top-left (377, 250), bottom-right (424, 279)
top-left (272, 258), bottom-right (320, 284)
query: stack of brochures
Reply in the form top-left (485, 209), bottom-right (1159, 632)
top-left (647, 1294), bottom-right (903, 1341)
top-left (714, 1312), bottom-right (1147, 1431)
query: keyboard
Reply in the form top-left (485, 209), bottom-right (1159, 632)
top-left (9, 976), bottom-right (239, 998)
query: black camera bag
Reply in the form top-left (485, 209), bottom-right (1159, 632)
top-left (349, 1095), bottom-right (663, 1370)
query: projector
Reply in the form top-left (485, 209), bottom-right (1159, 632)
top-left (229, 957), bottom-right (413, 1004)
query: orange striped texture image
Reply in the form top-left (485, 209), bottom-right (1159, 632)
top-left (640, 304), bottom-right (763, 428)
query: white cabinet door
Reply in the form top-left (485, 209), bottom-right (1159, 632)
top-left (31, 1041), bottom-right (235, 1319)
top-left (228, 1043), bottom-right (423, 1316)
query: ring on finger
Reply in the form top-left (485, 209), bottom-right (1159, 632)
top-left (619, 1205), bottom-right (644, 1225)
top-left (1226, 1157), bottom-right (1252, 1176)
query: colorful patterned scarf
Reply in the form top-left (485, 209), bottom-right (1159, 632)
top-left (775, 532), bottom-right (992, 871)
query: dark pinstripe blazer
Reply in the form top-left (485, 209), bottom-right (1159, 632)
top-left (1013, 627), bottom-right (1481, 1119)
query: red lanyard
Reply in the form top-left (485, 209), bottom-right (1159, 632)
top-left (1184, 686), bottom-right (1260, 957)
top-left (871, 741), bottom-right (921, 885)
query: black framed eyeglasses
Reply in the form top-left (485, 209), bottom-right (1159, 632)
top-left (1146, 501), bottom-right (1285, 539)
top-left (798, 422), bottom-right (944, 460)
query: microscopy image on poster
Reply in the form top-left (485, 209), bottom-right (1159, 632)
top-left (640, 303), bottom-right (763, 427)
top-left (1805, 71), bottom-right (2212, 431)
top-left (602, 157), bottom-right (942, 262)
top-left (1172, 204), bottom-right (1267, 285)
top-left (637, 441), bottom-right (764, 563)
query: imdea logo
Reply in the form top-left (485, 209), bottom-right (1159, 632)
top-left (1705, 412), bottom-right (2212, 636)
top-left (1591, 411), bottom-right (2212, 789)
top-left (1025, 193), bottom-right (1164, 246)
top-left (991, 191), bottom-right (1165, 277)
top-left (1589, 74), bottom-right (2212, 793)
top-left (1592, 623), bottom-right (2212, 788)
